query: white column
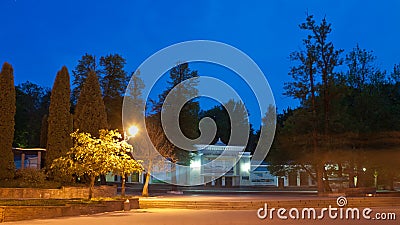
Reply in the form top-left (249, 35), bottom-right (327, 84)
top-left (139, 172), bottom-right (144, 183)
top-left (297, 171), bottom-right (301, 186)
top-left (21, 152), bottom-right (25, 169)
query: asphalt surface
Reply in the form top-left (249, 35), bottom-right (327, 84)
top-left (138, 194), bottom-right (333, 201)
top-left (5, 208), bottom-right (400, 225)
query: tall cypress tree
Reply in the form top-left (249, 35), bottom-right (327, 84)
top-left (74, 70), bottom-right (108, 137)
top-left (46, 66), bottom-right (72, 169)
top-left (0, 62), bottom-right (16, 179)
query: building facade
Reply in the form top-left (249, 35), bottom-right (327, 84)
top-left (106, 139), bottom-right (315, 188)
top-left (12, 145), bottom-right (314, 188)
top-left (13, 147), bottom-right (45, 169)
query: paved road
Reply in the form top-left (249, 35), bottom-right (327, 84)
top-left (5, 208), bottom-right (399, 225)
top-left (139, 194), bottom-right (328, 201)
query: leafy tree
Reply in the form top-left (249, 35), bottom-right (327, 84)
top-left (283, 15), bottom-right (322, 193)
top-left (102, 130), bottom-right (143, 197)
top-left (282, 15), bottom-right (343, 194)
top-left (99, 54), bottom-right (128, 99)
top-left (71, 53), bottom-right (98, 105)
top-left (269, 108), bottom-right (317, 176)
top-left (344, 45), bottom-right (385, 133)
top-left (134, 115), bottom-right (175, 197)
top-left (199, 99), bottom-right (252, 148)
top-left (345, 44), bottom-right (378, 89)
top-left (73, 70), bottom-right (108, 184)
top-left (300, 15), bottom-right (343, 136)
top-left (390, 63), bottom-right (400, 83)
top-left (123, 71), bottom-right (171, 196)
top-left (266, 108), bottom-right (297, 176)
top-left (341, 46), bottom-right (399, 187)
top-left (200, 105), bottom-right (230, 143)
top-left (46, 66), bottom-right (72, 176)
top-left (40, 114), bottom-right (48, 148)
top-left (0, 62), bottom-right (16, 179)
top-left (127, 70), bottom-right (145, 104)
top-left (52, 129), bottom-right (142, 199)
top-left (99, 54), bottom-right (128, 132)
top-left (223, 99), bottom-right (250, 145)
top-left (14, 81), bottom-right (50, 147)
top-left (124, 70), bottom-right (145, 127)
top-left (279, 21), bottom-right (400, 191)
top-left (74, 71), bottom-right (108, 138)
top-left (152, 63), bottom-right (199, 165)
top-left (72, 53), bottom-right (129, 132)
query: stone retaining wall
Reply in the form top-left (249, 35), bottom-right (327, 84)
top-left (0, 198), bottom-right (139, 222)
top-left (0, 186), bottom-right (117, 199)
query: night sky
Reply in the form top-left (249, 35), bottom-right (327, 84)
top-left (1, 0), bottom-right (400, 122)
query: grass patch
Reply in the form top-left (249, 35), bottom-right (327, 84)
top-left (0, 199), bottom-right (69, 206)
top-left (0, 198), bottom-right (127, 206)
top-left (0, 179), bottom-right (62, 189)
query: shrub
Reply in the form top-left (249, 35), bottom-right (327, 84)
top-left (15, 168), bottom-right (46, 187)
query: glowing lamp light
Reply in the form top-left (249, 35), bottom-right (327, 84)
top-left (128, 126), bottom-right (139, 137)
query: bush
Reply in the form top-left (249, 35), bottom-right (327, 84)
top-left (15, 168), bottom-right (46, 184)
top-left (1, 168), bottom-right (62, 188)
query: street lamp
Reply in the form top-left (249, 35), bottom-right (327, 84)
top-left (121, 125), bottom-right (140, 198)
top-left (128, 126), bottom-right (139, 137)
top-left (124, 125), bottom-right (139, 141)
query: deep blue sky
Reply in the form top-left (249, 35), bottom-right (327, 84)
top-left (1, 0), bottom-right (400, 123)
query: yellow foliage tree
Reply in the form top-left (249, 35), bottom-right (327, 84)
top-left (52, 129), bottom-right (142, 199)
top-left (101, 130), bottom-right (143, 197)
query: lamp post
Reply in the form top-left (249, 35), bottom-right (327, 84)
top-left (121, 125), bottom-right (139, 198)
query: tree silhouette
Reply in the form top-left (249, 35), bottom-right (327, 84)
top-left (71, 53), bottom-right (98, 106)
top-left (74, 70), bottom-right (108, 138)
top-left (46, 66), bottom-right (72, 177)
top-left (0, 62), bottom-right (16, 180)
